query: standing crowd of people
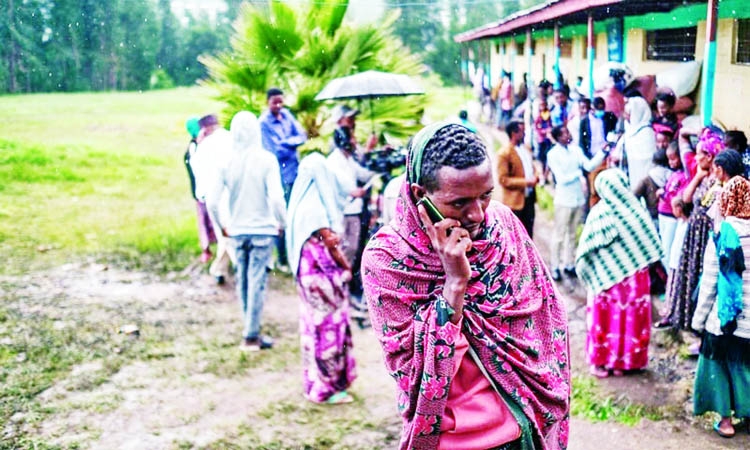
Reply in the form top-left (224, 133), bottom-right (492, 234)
top-left (179, 72), bottom-right (750, 446)
top-left (183, 88), bottom-right (381, 404)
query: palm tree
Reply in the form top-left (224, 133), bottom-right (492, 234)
top-left (200, 0), bottom-right (425, 148)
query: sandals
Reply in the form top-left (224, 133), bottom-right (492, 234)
top-left (589, 366), bottom-right (626, 378)
top-left (325, 391), bottom-right (354, 405)
top-left (713, 420), bottom-right (735, 438)
top-left (589, 366), bottom-right (609, 378)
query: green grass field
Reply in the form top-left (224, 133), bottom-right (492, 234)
top-left (0, 87), bottom-right (226, 274)
top-left (0, 84), bottom-right (475, 275)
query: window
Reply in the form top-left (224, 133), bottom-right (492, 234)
top-left (515, 40), bottom-right (524, 56)
top-left (736, 19), bottom-right (750, 65)
top-left (646, 27), bottom-right (696, 61)
top-left (560, 38), bottom-right (573, 58)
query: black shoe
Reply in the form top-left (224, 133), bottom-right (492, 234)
top-left (240, 335), bottom-right (273, 351)
top-left (563, 267), bottom-right (577, 279)
top-left (551, 268), bottom-right (562, 282)
top-left (215, 275), bottom-right (226, 285)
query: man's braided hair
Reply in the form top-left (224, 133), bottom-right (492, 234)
top-left (419, 124), bottom-right (488, 192)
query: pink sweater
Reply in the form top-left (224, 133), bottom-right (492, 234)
top-left (439, 322), bottom-right (520, 449)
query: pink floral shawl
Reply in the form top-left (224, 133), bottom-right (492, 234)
top-left (362, 183), bottom-right (570, 450)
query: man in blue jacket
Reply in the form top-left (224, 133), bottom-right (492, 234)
top-left (259, 88), bottom-right (307, 272)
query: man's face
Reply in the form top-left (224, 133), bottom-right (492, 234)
top-left (422, 160), bottom-right (494, 240)
top-left (512, 124), bottom-right (525, 142)
top-left (554, 91), bottom-right (567, 106)
top-left (578, 101), bottom-right (590, 116)
top-left (201, 124), bottom-right (217, 138)
top-left (339, 114), bottom-right (355, 130)
top-left (268, 95), bottom-right (284, 116)
top-left (557, 127), bottom-right (571, 145)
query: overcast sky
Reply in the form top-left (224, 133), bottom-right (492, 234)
top-left (171, 0), bottom-right (386, 24)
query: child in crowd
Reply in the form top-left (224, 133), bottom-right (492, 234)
top-left (656, 142), bottom-right (689, 270)
top-left (656, 196), bottom-right (691, 321)
top-left (655, 128), bottom-right (674, 152)
top-left (652, 91), bottom-right (679, 136)
top-left (634, 147), bottom-right (674, 228)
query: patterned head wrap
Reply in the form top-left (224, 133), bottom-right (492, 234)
top-left (719, 176), bottom-right (750, 219)
top-left (576, 169), bottom-right (663, 294)
top-left (698, 127), bottom-right (725, 157)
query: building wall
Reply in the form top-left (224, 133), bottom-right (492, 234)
top-left (712, 18), bottom-right (750, 131)
top-left (480, 6), bottom-right (750, 132)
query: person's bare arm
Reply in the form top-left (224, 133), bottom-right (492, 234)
top-left (682, 165), bottom-right (708, 204)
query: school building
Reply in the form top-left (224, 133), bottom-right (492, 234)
top-left (455, 0), bottom-right (750, 132)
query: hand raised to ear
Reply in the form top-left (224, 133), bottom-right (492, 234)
top-left (417, 203), bottom-right (472, 282)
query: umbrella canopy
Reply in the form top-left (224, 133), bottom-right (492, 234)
top-left (314, 70), bottom-right (424, 101)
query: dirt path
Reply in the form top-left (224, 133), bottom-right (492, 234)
top-left (3, 223), bottom-right (748, 449)
top-left (3, 119), bottom-right (748, 448)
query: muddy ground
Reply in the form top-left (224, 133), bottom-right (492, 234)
top-left (2, 210), bottom-right (749, 449)
top-left (2, 120), bottom-right (748, 449)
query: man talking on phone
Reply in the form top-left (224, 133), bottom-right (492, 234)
top-left (361, 123), bottom-right (570, 450)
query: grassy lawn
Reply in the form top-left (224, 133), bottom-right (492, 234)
top-left (0, 84), bottom-right (471, 275)
top-left (0, 87), bottom-right (226, 274)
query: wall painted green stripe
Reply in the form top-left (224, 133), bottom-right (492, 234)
top-left (487, 0), bottom-right (749, 42)
top-left (625, 0), bottom-right (750, 31)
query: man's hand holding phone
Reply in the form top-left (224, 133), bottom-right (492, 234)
top-left (417, 197), bottom-right (471, 322)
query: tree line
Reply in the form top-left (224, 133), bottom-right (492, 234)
top-left (389, 0), bottom-right (544, 85)
top-left (0, 0), bottom-right (240, 93)
top-left (0, 0), bottom-right (543, 94)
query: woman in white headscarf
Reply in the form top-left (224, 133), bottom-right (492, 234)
top-left (617, 96), bottom-right (656, 188)
top-left (286, 152), bottom-right (357, 404)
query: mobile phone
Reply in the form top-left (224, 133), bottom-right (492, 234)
top-left (417, 197), bottom-right (445, 223)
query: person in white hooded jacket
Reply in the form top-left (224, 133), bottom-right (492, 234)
top-left (206, 111), bottom-right (286, 352)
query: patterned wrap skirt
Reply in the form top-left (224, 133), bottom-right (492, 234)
top-left (586, 268), bottom-right (652, 371)
top-left (663, 209), bottom-right (712, 330)
top-left (296, 236), bottom-right (357, 403)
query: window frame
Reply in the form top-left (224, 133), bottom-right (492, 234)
top-left (559, 38), bottom-right (573, 58)
top-left (645, 26), bottom-right (697, 62)
top-left (735, 18), bottom-right (750, 66)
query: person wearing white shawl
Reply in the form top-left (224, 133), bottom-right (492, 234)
top-left (616, 96), bottom-right (656, 188)
top-left (286, 152), bottom-right (357, 404)
top-left (206, 111), bottom-right (286, 352)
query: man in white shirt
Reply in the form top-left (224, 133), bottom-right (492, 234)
top-left (546, 125), bottom-right (608, 281)
top-left (326, 105), bottom-right (377, 313)
top-left (206, 111), bottom-right (286, 351)
top-left (192, 114), bottom-right (235, 284)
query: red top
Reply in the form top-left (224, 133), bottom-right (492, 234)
top-left (438, 321), bottom-right (521, 450)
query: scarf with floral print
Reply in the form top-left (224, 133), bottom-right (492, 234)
top-left (362, 182), bottom-right (570, 450)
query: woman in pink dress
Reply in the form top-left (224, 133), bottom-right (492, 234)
top-left (286, 152), bottom-right (357, 404)
top-left (576, 169), bottom-right (663, 378)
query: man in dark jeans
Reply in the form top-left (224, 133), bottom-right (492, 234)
top-left (207, 111), bottom-right (287, 351)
